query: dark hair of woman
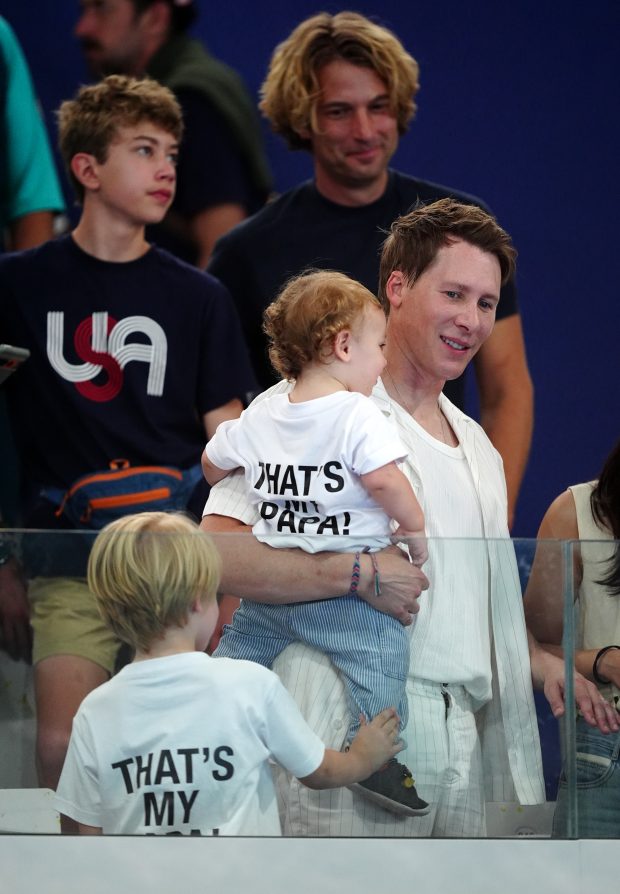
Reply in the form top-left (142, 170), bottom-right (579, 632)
top-left (590, 438), bottom-right (620, 595)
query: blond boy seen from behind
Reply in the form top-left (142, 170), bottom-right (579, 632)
top-left (54, 511), bottom-right (403, 835)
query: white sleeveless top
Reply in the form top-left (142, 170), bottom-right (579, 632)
top-left (571, 481), bottom-right (620, 708)
top-left (392, 405), bottom-right (492, 703)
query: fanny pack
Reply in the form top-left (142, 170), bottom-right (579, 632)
top-left (42, 459), bottom-right (203, 530)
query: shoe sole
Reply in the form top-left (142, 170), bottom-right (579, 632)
top-left (348, 782), bottom-right (431, 817)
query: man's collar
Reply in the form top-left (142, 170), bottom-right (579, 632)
top-left (311, 169), bottom-right (396, 211)
top-left (372, 378), bottom-right (392, 414)
top-left (373, 378), bottom-right (470, 429)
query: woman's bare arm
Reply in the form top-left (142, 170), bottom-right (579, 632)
top-left (522, 490), bottom-right (581, 645)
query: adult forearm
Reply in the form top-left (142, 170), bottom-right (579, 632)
top-left (475, 314), bottom-right (534, 529)
top-left (210, 530), bottom-right (354, 602)
top-left (8, 211), bottom-right (55, 251)
top-left (201, 515), bottom-right (425, 622)
top-left (527, 633), bottom-right (619, 731)
top-left (480, 376), bottom-right (533, 529)
top-left (527, 635), bottom-right (608, 686)
top-left (578, 646), bottom-right (620, 687)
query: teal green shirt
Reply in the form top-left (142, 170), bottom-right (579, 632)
top-left (0, 16), bottom-right (65, 227)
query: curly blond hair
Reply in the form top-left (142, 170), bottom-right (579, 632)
top-left (260, 12), bottom-right (420, 151)
top-left (57, 74), bottom-right (183, 203)
top-left (87, 512), bottom-right (221, 654)
top-left (264, 269), bottom-right (382, 379)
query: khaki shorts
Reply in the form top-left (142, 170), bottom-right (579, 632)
top-left (29, 576), bottom-right (119, 674)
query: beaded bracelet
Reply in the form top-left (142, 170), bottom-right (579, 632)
top-left (348, 549), bottom-right (382, 598)
top-left (592, 645), bottom-right (620, 685)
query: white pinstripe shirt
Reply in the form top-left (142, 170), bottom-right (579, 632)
top-left (205, 380), bottom-right (545, 812)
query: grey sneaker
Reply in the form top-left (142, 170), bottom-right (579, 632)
top-left (350, 758), bottom-right (430, 816)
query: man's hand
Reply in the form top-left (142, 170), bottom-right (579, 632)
top-left (357, 546), bottom-right (429, 626)
top-left (0, 558), bottom-right (32, 663)
top-left (531, 639), bottom-right (619, 734)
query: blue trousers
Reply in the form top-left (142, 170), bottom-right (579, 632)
top-left (214, 595), bottom-right (409, 737)
top-left (553, 716), bottom-right (620, 838)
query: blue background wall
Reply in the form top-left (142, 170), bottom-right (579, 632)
top-left (5, 1), bottom-right (619, 537)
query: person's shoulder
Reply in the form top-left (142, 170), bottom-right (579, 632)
top-left (0, 234), bottom-right (67, 275)
top-left (538, 488), bottom-right (580, 539)
top-left (246, 387), bottom-right (288, 411)
top-left (0, 15), bottom-right (20, 54)
top-left (392, 170), bottom-right (491, 214)
top-left (150, 244), bottom-right (231, 296)
top-left (214, 182), bottom-right (314, 249)
top-left (245, 380), bottom-right (292, 410)
top-left (0, 14), bottom-right (14, 45)
top-left (568, 481), bottom-right (596, 498)
top-left (342, 390), bottom-right (383, 416)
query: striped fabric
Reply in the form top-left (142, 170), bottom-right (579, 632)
top-left (214, 595), bottom-right (410, 735)
top-left (205, 379), bottom-right (545, 836)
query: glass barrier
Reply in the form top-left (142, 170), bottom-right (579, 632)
top-left (0, 529), bottom-right (617, 839)
top-left (563, 537), bottom-right (619, 839)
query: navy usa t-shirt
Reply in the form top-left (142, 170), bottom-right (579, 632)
top-left (0, 235), bottom-right (256, 515)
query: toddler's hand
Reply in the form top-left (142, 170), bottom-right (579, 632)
top-left (347, 708), bottom-right (404, 777)
top-left (391, 528), bottom-right (428, 566)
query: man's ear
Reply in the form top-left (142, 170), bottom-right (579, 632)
top-left (333, 329), bottom-right (351, 362)
top-left (70, 153), bottom-right (102, 194)
top-left (385, 270), bottom-right (407, 310)
top-left (295, 113), bottom-right (315, 144)
top-left (140, 0), bottom-right (172, 41)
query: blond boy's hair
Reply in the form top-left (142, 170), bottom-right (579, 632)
top-left (87, 512), bottom-right (221, 654)
top-left (264, 269), bottom-right (382, 380)
top-left (260, 11), bottom-right (420, 151)
top-left (57, 74), bottom-right (183, 203)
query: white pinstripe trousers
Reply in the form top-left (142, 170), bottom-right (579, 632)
top-left (272, 645), bottom-right (486, 837)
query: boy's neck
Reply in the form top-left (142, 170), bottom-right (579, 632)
top-left (290, 364), bottom-right (348, 403)
top-left (133, 628), bottom-right (201, 663)
top-left (72, 207), bottom-right (151, 263)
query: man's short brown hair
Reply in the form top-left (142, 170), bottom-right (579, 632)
top-left (264, 269), bottom-right (382, 380)
top-left (57, 74), bottom-right (183, 202)
top-left (378, 198), bottom-right (517, 310)
top-left (260, 12), bottom-right (420, 151)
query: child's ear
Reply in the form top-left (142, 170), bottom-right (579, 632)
top-left (70, 153), bottom-right (101, 193)
top-left (333, 329), bottom-right (351, 362)
top-left (190, 594), bottom-right (204, 614)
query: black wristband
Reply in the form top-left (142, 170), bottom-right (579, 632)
top-left (592, 645), bottom-right (620, 685)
